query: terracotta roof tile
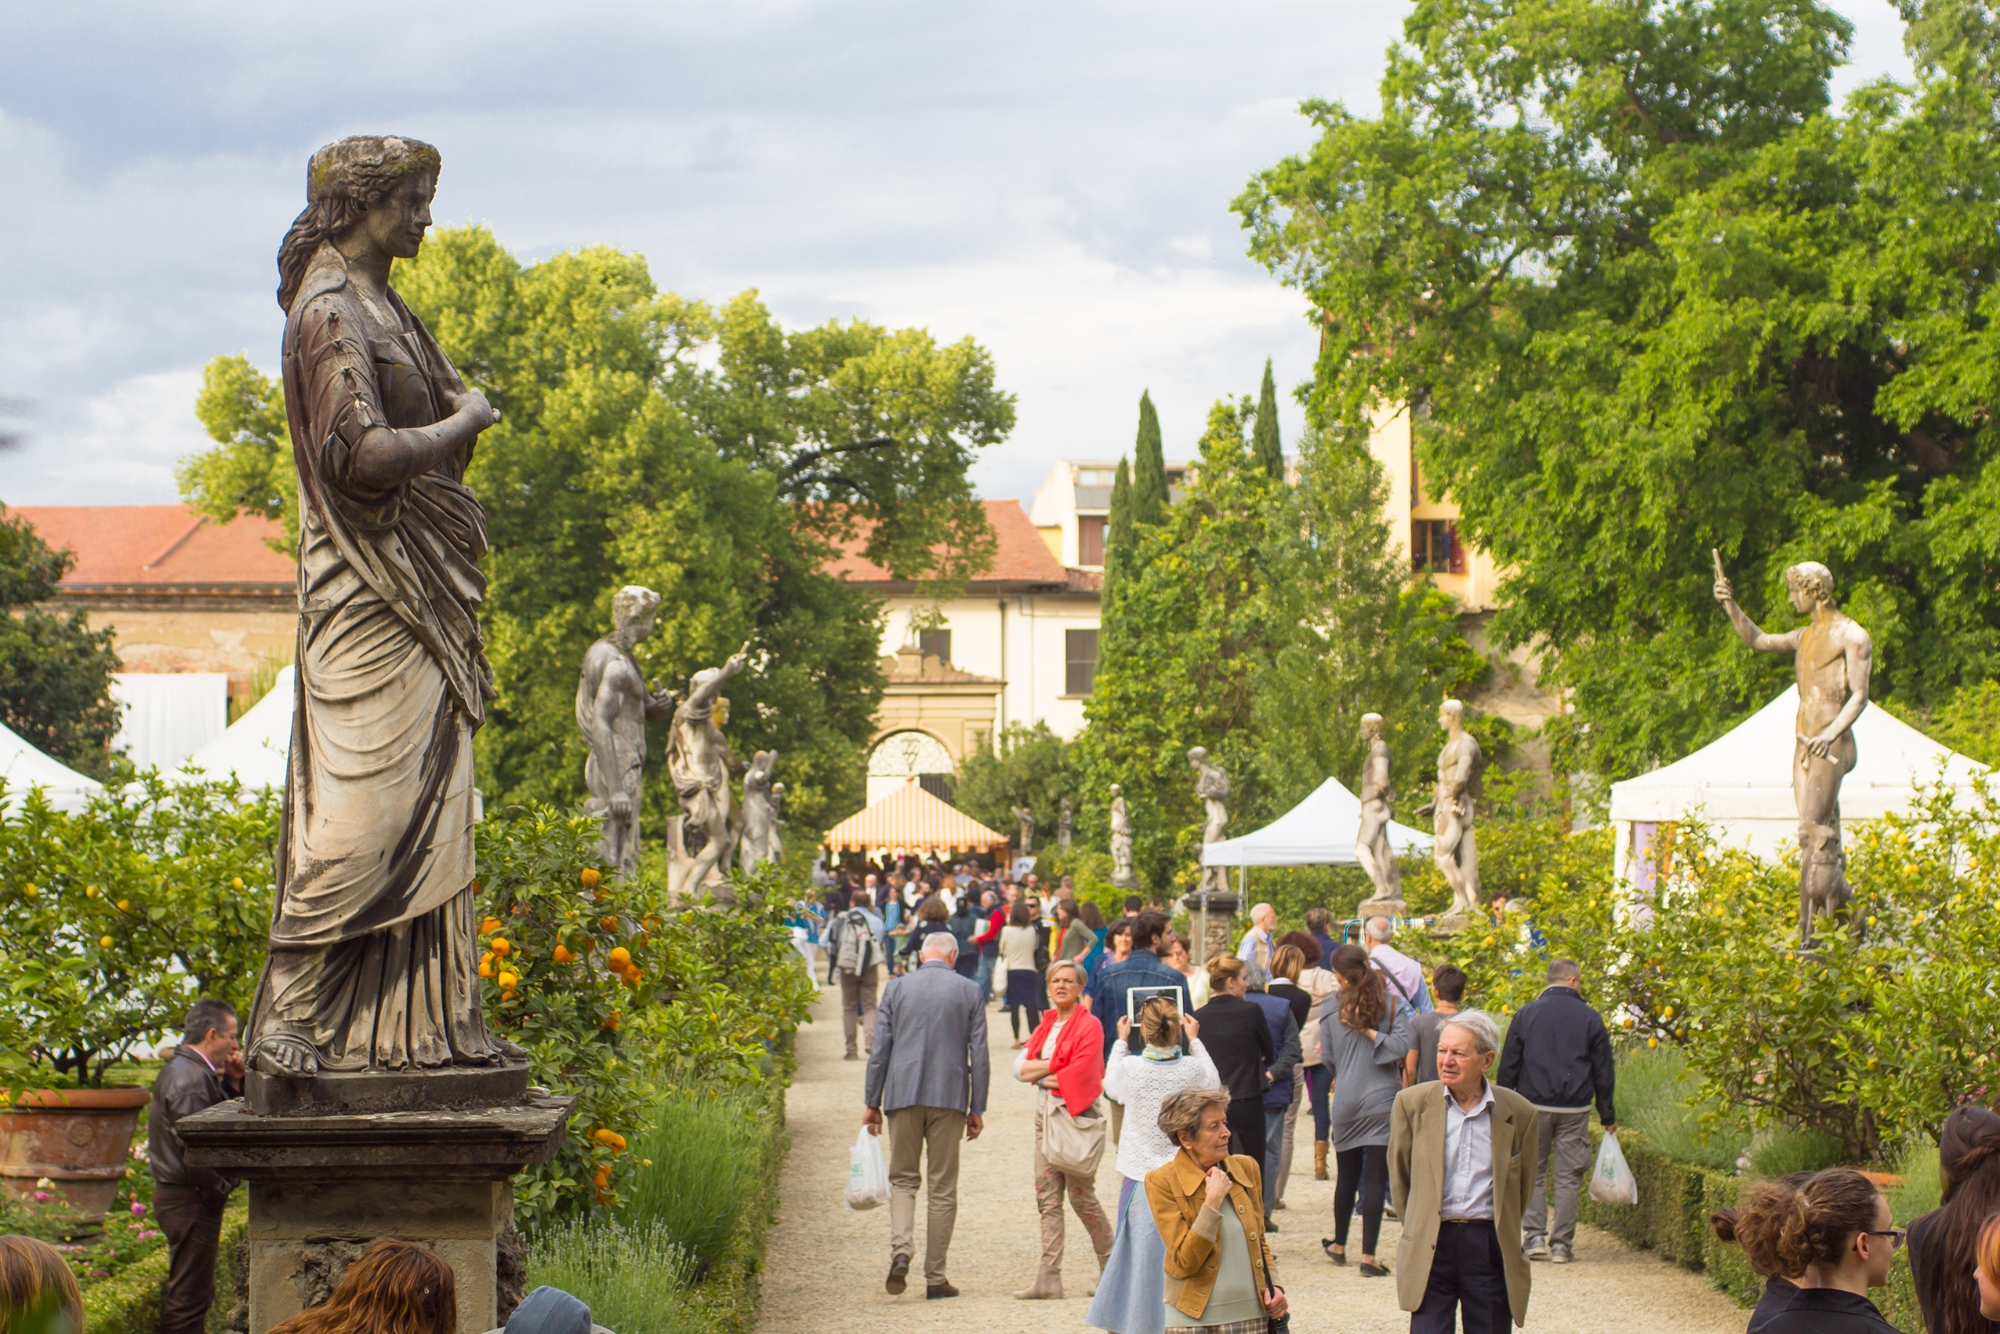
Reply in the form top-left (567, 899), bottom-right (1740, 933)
top-left (12, 505), bottom-right (293, 588)
top-left (826, 499), bottom-right (1068, 587)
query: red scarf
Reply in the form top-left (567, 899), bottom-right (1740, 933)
top-left (1026, 1005), bottom-right (1103, 1115)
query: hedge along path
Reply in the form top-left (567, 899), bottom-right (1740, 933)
top-left (757, 975), bottom-right (1748, 1334)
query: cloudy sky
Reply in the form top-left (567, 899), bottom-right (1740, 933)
top-left (0, 0), bottom-right (1913, 510)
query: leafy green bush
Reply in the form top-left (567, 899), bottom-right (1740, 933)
top-left (528, 1219), bottom-right (702, 1334)
top-left (1615, 1046), bottom-right (1746, 1172)
top-left (620, 1088), bottom-right (775, 1279)
top-left (1746, 1127), bottom-right (1849, 1179)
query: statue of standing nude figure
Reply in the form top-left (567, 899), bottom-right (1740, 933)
top-left (1354, 713), bottom-right (1406, 916)
top-left (667, 644), bottom-right (750, 902)
top-left (737, 749), bottom-right (782, 873)
top-left (1189, 747), bottom-right (1230, 892)
top-left (1109, 784), bottom-right (1136, 889)
top-left (577, 586), bottom-right (673, 880)
top-left (1417, 700), bottom-right (1482, 922)
top-left (1714, 554), bottom-right (1872, 939)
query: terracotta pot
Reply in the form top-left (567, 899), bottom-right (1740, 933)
top-left (0, 1086), bottom-right (150, 1222)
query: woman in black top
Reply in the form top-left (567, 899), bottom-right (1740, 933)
top-left (1734, 1169), bottom-right (1907, 1333)
top-left (1189, 955), bottom-right (1275, 1168)
top-left (1710, 1172), bottom-right (1815, 1333)
top-left (1909, 1106), bottom-right (2000, 1334)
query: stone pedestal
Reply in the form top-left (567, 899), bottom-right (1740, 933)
top-left (667, 815), bottom-right (736, 905)
top-left (180, 1094), bottom-right (571, 1334)
top-left (1354, 897), bottom-right (1410, 923)
top-left (1179, 890), bottom-right (1239, 973)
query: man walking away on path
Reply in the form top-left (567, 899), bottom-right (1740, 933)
top-left (151, 999), bottom-right (241, 1334)
top-left (1390, 1010), bottom-right (1539, 1334)
top-left (1365, 916), bottom-right (1434, 1014)
top-left (863, 932), bottom-right (989, 1300)
top-left (827, 896), bottom-right (887, 1060)
top-left (1306, 908), bottom-right (1340, 976)
top-left (1407, 964), bottom-right (1466, 1087)
top-left (973, 889), bottom-right (1004, 1001)
top-left (1496, 958), bottom-right (1616, 1265)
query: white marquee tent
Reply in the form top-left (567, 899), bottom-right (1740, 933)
top-left (111, 672), bottom-right (229, 773)
top-left (0, 720), bottom-right (104, 813)
top-left (1202, 776), bottom-right (1433, 867)
top-left (172, 667), bottom-right (294, 792)
top-left (1608, 685), bottom-right (1988, 881)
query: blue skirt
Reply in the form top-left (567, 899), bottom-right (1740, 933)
top-left (1087, 1177), bottom-right (1169, 1334)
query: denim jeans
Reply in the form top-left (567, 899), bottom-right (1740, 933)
top-left (974, 952), bottom-right (995, 1002)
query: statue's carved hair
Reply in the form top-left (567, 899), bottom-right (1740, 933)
top-left (1787, 561), bottom-right (1836, 604)
top-left (276, 135), bottom-right (441, 312)
top-left (612, 585), bottom-right (663, 625)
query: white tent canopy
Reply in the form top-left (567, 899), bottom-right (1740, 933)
top-left (112, 672), bottom-right (229, 772)
top-left (1203, 776), bottom-right (1433, 867)
top-left (0, 720), bottom-right (104, 814)
top-left (1609, 685), bottom-right (1988, 867)
top-left (172, 666), bottom-right (294, 792)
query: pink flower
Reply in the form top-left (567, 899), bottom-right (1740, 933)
top-left (130, 1202), bottom-right (146, 1216)
top-left (31, 1191), bottom-right (50, 1203)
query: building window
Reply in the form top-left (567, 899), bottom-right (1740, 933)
top-left (1412, 519), bottom-right (1466, 575)
top-left (1077, 515), bottom-right (1107, 567)
top-left (1076, 467), bottom-right (1113, 487)
top-left (1065, 628), bottom-right (1099, 696)
top-left (918, 628), bottom-right (952, 664)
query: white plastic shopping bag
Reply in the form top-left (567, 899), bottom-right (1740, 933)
top-left (846, 1127), bottom-right (891, 1210)
top-left (1589, 1130), bottom-right (1639, 1206)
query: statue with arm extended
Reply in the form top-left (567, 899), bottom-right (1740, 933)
top-left (668, 643), bottom-right (750, 898)
top-left (1416, 700), bottom-right (1482, 917)
top-left (1713, 553), bottom-right (1872, 936)
top-left (577, 586), bottom-right (672, 880)
top-left (1355, 712), bottom-right (1405, 908)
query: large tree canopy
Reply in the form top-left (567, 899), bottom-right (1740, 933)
top-left (0, 505), bottom-right (120, 775)
top-left (1238, 0), bottom-right (2000, 778)
top-left (180, 226), bottom-right (1014, 835)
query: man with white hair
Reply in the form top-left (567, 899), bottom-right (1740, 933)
top-left (1389, 1010), bottom-right (1538, 1334)
top-left (1365, 916), bottom-right (1434, 1014)
top-left (864, 930), bottom-right (989, 1300)
top-left (1235, 901), bottom-right (1278, 983)
top-left (1497, 958), bottom-right (1616, 1265)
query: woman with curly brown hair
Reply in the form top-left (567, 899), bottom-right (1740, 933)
top-left (1908, 1106), bottom-right (2000, 1334)
top-left (1710, 1170), bottom-right (1815, 1332)
top-left (0, 1235), bottom-right (83, 1334)
top-left (1733, 1168), bottom-right (1905, 1332)
top-left (267, 1239), bottom-right (455, 1334)
top-left (1318, 942), bottom-right (1411, 1277)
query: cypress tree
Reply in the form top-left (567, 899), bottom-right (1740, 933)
top-left (1133, 391), bottom-right (1168, 525)
top-left (1252, 358), bottom-right (1284, 479)
top-left (1106, 456), bottom-right (1134, 587)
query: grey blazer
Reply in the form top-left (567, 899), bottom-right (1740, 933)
top-left (864, 959), bottom-right (991, 1116)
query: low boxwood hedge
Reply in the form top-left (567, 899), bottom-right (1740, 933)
top-left (79, 1199), bottom-right (247, 1334)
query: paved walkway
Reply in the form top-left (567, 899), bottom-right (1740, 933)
top-left (759, 975), bottom-right (1749, 1334)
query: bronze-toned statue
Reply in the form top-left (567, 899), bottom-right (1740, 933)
top-left (1714, 554), bottom-right (1872, 937)
top-left (578, 586), bottom-right (672, 879)
top-left (248, 136), bottom-right (519, 1083)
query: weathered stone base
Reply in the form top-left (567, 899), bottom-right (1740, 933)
top-left (246, 1061), bottom-right (531, 1117)
top-left (1179, 890), bottom-right (1239, 972)
top-left (1354, 897), bottom-right (1410, 922)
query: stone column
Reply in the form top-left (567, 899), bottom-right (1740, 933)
top-left (181, 1095), bottom-right (571, 1334)
top-left (1179, 890), bottom-right (1240, 975)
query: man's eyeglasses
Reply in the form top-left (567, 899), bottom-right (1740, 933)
top-left (1866, 1228), bottom-right (1906, 1252)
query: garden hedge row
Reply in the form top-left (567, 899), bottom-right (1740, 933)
top-left (1579, 1128), bottom-right (1920, 1328)
top-left (80, 1200), bottom-right (247, 1334)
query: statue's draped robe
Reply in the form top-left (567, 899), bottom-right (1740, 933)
top-left (247, 243), bottom-right (505, 1072)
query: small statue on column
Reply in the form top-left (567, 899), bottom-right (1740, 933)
top-left (1188, 747), bottom-right (1230, 892)
top-left (1417, 700), bottom-right (1482, 922)
top-left (577, 586), bottom-right (672, 879)
top-left (1010, 804), bottom-right (1037, 855)
top-left (1354, 712), bottom-right (1406, 917)
top-left (1109, 784), bottom-right (1136, 889)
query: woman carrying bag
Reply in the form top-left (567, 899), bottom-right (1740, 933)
top-left (1016, 959), bottom-right (1115, 1300)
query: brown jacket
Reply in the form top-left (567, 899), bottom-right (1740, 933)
top-left (1388, 1080), bottom-right (1539, 1326)
top-left (1144, 1149), bottom-right (1277, 1320)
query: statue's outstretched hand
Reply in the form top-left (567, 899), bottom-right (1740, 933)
top-left (1713, 574), bottom-right (1735, 604)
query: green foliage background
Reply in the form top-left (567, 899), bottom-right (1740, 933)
top-left (0, 505), bottom-right (121, 776)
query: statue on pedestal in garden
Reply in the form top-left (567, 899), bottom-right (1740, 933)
top-left (1354, 713), bottom-right (1406, 916)
top-left (1417, 700), bottom-right (1482, 923)
top-left (246, 134), bottom-right (523, 1084)
top-left (1058, 797), bottom-right (1073, 849)
top-left (1011, 804), bottom-right (1037, 855)
top-left (737, 750), bottom-right (782, 872)
top-left (1109, 784), bottom-right (1136, 889)
top-left (577, 586), bottom-right (672, 880)
top-left (1714, 554), bottom-right (1872, 938)
top-left (668, 643), bottom-right (750, 900)
top-left (1188, 747), bottom-right (1229, 893)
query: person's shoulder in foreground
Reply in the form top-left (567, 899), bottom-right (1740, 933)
top-left (1757, 1287), bottom-right (1903, 1333)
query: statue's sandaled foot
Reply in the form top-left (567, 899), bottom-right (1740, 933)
top-left (250, 1035), bottom-right (319, 1078)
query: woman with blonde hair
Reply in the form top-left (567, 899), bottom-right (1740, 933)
top-left (1189, 955), bottom-right (1275, 1174)
top-left (266, 1238), bottom-right (455, 1334)
top-left (0, 1236), bottom-right (83, 1334)
top-left (1144, 1087), bottom-right (1287, 1334)
top-left (1016, 958), bottom-right (1114, 1299)
top-left (1733, 1168), bottom-right (1905, 1332)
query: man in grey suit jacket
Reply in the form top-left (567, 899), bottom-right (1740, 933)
top-left (863, 931), bottom-right (989, 1299)
top-left (1389, 1009), bottom-right (1539, 1333)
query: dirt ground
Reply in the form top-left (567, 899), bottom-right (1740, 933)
top-left (758, 972), bottom-right (1751, 1334)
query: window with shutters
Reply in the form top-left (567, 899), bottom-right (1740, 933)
top-left (1065, 628), bottom-right (1099, 696)
top-left (1077, 515), bottom-right (1107, 567)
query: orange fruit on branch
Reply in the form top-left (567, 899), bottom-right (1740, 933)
top-left (607, 947), bottom-right (632, 968)
top-left (580, 868), bottom-right (601, 888)
top-left (553, 946), bottom-right (575, 964)
top-left (490, 938), bottom-right (511, 958)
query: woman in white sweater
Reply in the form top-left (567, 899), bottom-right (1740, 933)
top-left (1085, 999), bottom-right (1221, 1334)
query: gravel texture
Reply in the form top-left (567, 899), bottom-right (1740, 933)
top-left (759, 977), bottom-right (1750, 1334)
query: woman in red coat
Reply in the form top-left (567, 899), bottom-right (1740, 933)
top-left (1015, 958), bottom-right (1114, 1300)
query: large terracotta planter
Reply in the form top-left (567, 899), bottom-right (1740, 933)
top-left (0, 1086), bottom-right (150, 1223)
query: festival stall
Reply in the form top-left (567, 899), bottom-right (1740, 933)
top-left (822, 776), bottom-right (1011, 862)
top-left (0, 720), bottom-right (104, 814)
top-left (1200, 775), bottom-right (1433, 867)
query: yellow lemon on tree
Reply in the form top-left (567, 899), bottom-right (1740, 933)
top-left (498, 970), bottom-right (519, 989)
top-left (231, 877), bottom-right (245, 890)
top-left (117, 899), bottom-right (130, 911)
top-left (1647, 1036), bottom-right (1659, 1049)
top-left (84, 885), bottom-right (98, 898)
top-left (99, 935), bottom-right (114, 948)
top-left (490, 937), bottom-right (512, 958)
top-left (580, 868), bottom-right (600, 888)
top-left (23, 884), bottom-right (37, 898)
top-left (1661, 1005), bottom-right (1674, 1019)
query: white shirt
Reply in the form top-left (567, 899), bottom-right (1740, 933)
top-left (1440, 1081), bottom-right (1497, 1221)
top-left (1101, 1038), bottom-right (1222, 1180)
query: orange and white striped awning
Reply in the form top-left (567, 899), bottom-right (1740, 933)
top-left (822, 778), bottom-right (1010, 854)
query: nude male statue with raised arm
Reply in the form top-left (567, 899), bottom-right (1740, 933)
top-left (577, 586), bottom-right (673, 879)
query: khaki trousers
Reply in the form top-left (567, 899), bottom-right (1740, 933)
top-left (1031, 1103), bottom-right (1112, 1275)
top-left (886, 1105), bottom-right (964, 1285)
top-left (840, 967), bottom-right (879, 1057)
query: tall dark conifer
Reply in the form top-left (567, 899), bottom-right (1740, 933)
top-left (1133, 391), bottom-right (1168, 526)
top-left (1252, 358), bottom-right (1284, 479)
top-left (1106, 456), bottom-right (1134, 587)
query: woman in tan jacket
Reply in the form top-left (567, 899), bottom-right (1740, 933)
top-left (1144, 1087), bottom-right (1289, 1334)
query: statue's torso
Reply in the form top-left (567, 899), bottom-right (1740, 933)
top-left (1361, 743), bottom-right (1393, 804)
top-left (1795, 613), bottom-right (1862, 734)
top-left (580, 642), bottom-right (649, 765)
top-left (1437, 733), bottom-right (1480, 794)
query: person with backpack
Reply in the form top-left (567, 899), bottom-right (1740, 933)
top-left (828, 895), bottom-right (888, 1060)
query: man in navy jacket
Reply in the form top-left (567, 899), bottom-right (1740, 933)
top-left (1496, 958), bottom-right (1616, 1264)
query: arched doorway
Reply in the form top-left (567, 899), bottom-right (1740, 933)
top-left (867, 729), bottom-right (955, 805)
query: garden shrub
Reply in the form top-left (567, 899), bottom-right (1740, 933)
top-left (620, 1087), bottom-right (774, 1278)
top-left (529, 1219), bottom-right (704, 1334)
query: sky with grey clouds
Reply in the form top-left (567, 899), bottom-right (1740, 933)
top-left (0, 0), bottom-right (1913, 510)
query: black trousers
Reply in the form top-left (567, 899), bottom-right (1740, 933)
top-left (1226, 1098), bottom-right (1267, 1177)
top-left (1332, 1144), bottom-right (1389, 1253)
top-left (1411, 1220), bottom-right (1513, 1334)
top-left (155, 1182), bottom-right (228, 1334)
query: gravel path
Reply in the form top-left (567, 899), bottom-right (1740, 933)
top-left (759, 977), bottom-right (1750, 1334)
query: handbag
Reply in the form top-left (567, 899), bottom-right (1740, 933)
top-left (1040, 1090), bottom-right (1107, 1176)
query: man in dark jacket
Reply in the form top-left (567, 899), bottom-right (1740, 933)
top-left (1082, 910), bottom-right (1190, 1058)
top-left (150, 998), bottom-right (241, 1334)
top-left (1248, 985), bottom-right (1301, 1227)
top-left (1496, 959), bottom-right (1616, 1264)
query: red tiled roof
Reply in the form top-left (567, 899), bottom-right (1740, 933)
top-left (827, 499), bottom-right (1067, 588)
top-left (12, 505), bottom-right (293, 588)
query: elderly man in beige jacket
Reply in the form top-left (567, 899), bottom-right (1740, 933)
top-left (1388, 1009), bottom-right (1538, 1333)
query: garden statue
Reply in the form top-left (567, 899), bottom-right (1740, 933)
top-left (1189, 747), bottom-right (1230, 892)
top-left (737, 749), bottom-right (782, 872)
top-left (1011, 804), bottom-right (1036, 854)
top-left (1109, 784), bottom-right (1136, 888)
top-left (1714, 553), bottom-right (1873, 938)
top-left (1417, 700), bottom-right (1482, 922)
top-left (577, 586), bottom-right (673, 879)
top-left (245, 134), bottom-right (524, 1087)
top-left (1354, 713), bottom-right (1406, 916)
top-left (668, 643), bottom-right (750, 900)
top-left (1058, 796), bottom-right (1073, 848)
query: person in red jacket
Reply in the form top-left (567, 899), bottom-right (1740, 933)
top-left (1014, 959), bottom-right (1112, 1300)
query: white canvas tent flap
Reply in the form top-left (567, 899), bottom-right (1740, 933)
top-left (173, 667), bottom-right (294, 791)
top-left (0, 720), bottom-right (103, 814)
top-left (112, 672), bottom-right (229, 772)
top-left (1203, 776), bottom-right (1433, 867)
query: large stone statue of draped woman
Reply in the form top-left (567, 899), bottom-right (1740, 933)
top-left (246, 136), bottom-right (521, 1087)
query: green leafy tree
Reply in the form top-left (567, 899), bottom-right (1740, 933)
top-left (953, 722), bottom-right (1074, 843)
top-left (1132, 390), bottom-right (1169, 527)
top-left (178, 354), bottom-right (295, 549)
top-left (0, 506), bottom-right (120, 776)
top-left (1105, 456), bottom-right (1134, 589)
top-left (1236, 0), bottom-right (2000, 779)
top-left (1251, 359), bottom-right (1284, 479)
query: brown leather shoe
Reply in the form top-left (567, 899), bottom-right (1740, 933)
top-left (886, 1255), bottom-right (910, 1294)
top-left (926, 1283), bottom-right (959, 1299)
